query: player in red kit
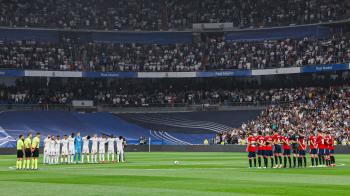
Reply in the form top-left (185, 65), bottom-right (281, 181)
top-left (256, 131), bottom-right (266, 168)
top-left (309, 131), bottom-right (318, 167)
top-left (246, 132), bottom-right (257, 168)
top-left (316, 130), bottom-right (326, 166)
top-left (265, 132), bottom-right (274, 168)
top-left (329, 133), bottom-right (336, 166)
top-left (324, 131), bottom-right (332, 166)
top-left (273, 130), bottom-right (282, 168)
top-left (282, 130), bottom-right (291, 168)
top-left (298, 133), bottom-right (307, 167)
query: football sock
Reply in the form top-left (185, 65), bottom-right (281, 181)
top-left (87, 155), bottom-right (90, 163)
top-left (311, 158), bottom-right (314, 166)
top-left (249, 159), bottom-right (252, 167)
top-left (253, 158), bottom-right (256, 167)
top-left (288, 157), bottom-right (291, 167)
top-left (321, 156), bottom-right (325, 165)
top-left (258, 157), bottom-right (261, 167)
top-left (16, 160), bottom-right (19, 169)
top-left (263, 157), bottom-right (267, 167)
top-left (26, 159), bottom-right (30, 169)
top-left (18, 160), bottom-right (22, 169)
top-left (315, 157), bottom-right (318, 166)
top-left (82, 155), bottom-right (85, 163)
top-left (111, 154), bottom-right (114, 162)
top-left (34, 159), bottom-right (38, 169)
top-left (298, 157), bottom-right (301, 167)
top-left (270, 158), bottom-right (274, 168)
top-left (283, 157), bottom-right (287, 167)
top-left (31, 159), bottom-right (35, 169)
top-left (330, 156), bottom-right (335, 164)
top-left (274, 155), bottom-right (278, 165)
top-left (293, 157), bottom-right (296, 167)
top-left (303, 157), bottom-right (306, 167)
top-left (23, 160), bottom-right (26, 168)
top-left (278, 156), bottom-right (282, 165)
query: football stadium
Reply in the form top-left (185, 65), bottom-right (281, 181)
top-left (1, 0), bottom-right (350, 195)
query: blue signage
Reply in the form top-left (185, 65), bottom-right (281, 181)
top-left (196, 70), bottom-right (251, 77)
top-left (301, 63), bottom-right (349, 73)
top-left (0, 69), bottom-right (25, 77)
top-left (82, 71), bottom-right (137, 78)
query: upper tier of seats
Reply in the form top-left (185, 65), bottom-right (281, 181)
top-left (0, 0), bottom-right (349, 31)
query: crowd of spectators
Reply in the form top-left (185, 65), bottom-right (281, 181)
top-left (216, 86), bottom-right (350, 145)
top-left (0, 0), bottom-right (349, 31)
top-left (0, 33), bottom-right (349, 71)
top-left (0, 79), bottom-right (303, 106)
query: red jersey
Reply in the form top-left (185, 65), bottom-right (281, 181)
top-left (282, 136), bottom-right (290, 150)
top-left (324, 135), bottom-right (331, 149)
top-left (265, 135), bottom-right (273, 151)
top-left (273, 133), bottom-right (282, 145)
top-left (316, 135), bottom-right (325, 149)
top-left (298, 137), bottom-right (306, 150)
top-left (247, 136), bottom-right (257, 152)
top-left (256, 135), bottom-right (265, 150)
top-left (329, 136), bottom-right (335, 150)
top-left (309, 135), bottom-right (317, 149)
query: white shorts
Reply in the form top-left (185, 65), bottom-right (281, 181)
top-left (82, 146), bottom-right (89, 154)
top-left (68, 148), bottom-right (75, 155)
top-left (50, 149), bottom-right (56, 156)
top-left (99, 148), bottom-right (105, 154)
top-left (61, 148), bottom-right (68, 156)
top-left (107, 148), bottom-right (114, 154)
top-left (91, 147), bottom-right (98, 154)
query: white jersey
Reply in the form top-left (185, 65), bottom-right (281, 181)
top-left (61, 138), bottom-right (69, 155)
top-left (68, 136), bottom-right (75, 154)
top-left (50, 139), bottom-right (56, 155)
top-left (44, 137), bottom-right (51, 153)
top-left (90, 137), bottom-right (99, 153)
top-left (82, 136), bottom-right (90, 153)
top-left (98, 138), bottom-right (107, 153)
top-left (55, 139), bottom-right (61, 154)
top-left (107, 138), bottom-right (115, 153)
top-left (116, 138), bottom-right (124, 152)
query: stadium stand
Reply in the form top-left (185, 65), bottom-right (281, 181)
top-left (0, 0), bottom-right (349, 149)
top-left (0, 0), bottom-right (349, 30)
top-left (0, 32), bottom-right (349, 71)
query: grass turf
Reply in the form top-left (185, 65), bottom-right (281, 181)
top-left (0, 152), bottom-right (349, 196)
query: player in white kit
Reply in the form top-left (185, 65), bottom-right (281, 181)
top-left (98, 134), bottom-right (107, 162)
top-left (82, 135), bottom-right (90, 163)
top-left (49, 135), bottom-right (56, 164)
top-left (116, 136), bottom-right (125, 162)
top-left (43, 135), bottom-right (51, 164)
top-left (68, 133), bottom-right (75, 164)
top-left (107, 135), bottom-right (115, 162)
top-left (90, 134), bottom-right (99, 163)
top-left (55, 135), bottom-right (61, 164)
top-left (61, 135), bottom-right (69, 164)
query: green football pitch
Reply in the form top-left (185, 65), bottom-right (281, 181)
top-left (0, 152), bottom-right (350, 196)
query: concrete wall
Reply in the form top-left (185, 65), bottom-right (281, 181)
top-left (2, 145), bottom-right (350, 155)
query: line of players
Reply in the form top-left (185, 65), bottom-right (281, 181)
top-left (15, 131), bottom-right (126, 170)
top-left (246, 129), bottom-right (336, 168)
top-left (43, 132), bottom-right (126, 165)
